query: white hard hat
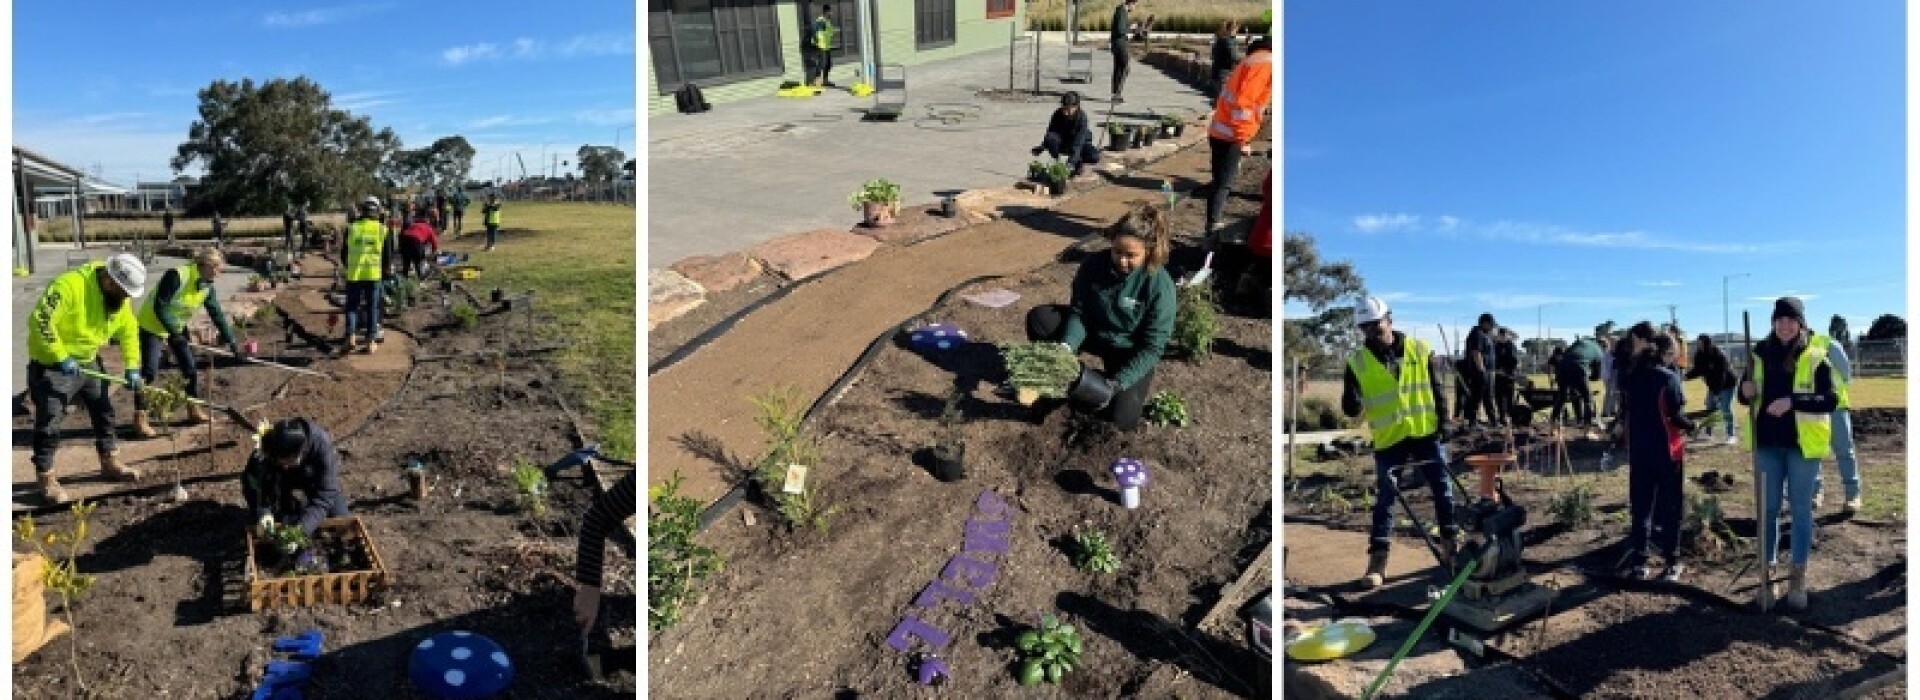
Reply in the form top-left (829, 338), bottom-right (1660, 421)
top-left (1354, 296), bottom-right (1390, 325)
top-left (104, 253), bottom-right (147, 298)
top-left (362, 196), bottom-right (383, 210)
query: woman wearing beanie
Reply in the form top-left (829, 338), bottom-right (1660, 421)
top-left (1737, 296), bottom-right (1839, 611)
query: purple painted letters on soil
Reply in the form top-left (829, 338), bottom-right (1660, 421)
top-left (884, 489), bottom-right (1015, 654)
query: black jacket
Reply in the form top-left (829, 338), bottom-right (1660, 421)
top-left (241, 419), bottom-right (346, 535)
top-left (1737, 333), bottom-right (1838, 450)
top-left (1046, 108), bottom-right (1092, 155)
top-left (1624, 359), bottom-right (1692, 467)
top-left (1211, 35), bottom-right (1239, 74)
top-left (1463, 326), bottom-right (1493, 375)
top-left (1494, 339), bottom-right (1520, 374)
top-left (1685, 344), bottom-right (1736, 393)
top-left (1110, 5), bottom-right (1129, 50)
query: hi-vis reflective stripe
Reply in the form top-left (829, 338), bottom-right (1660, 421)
top-left (1209, 120), bottom-right (1237, 138)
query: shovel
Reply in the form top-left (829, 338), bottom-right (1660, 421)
top-left (77, 367), bottom-right (259, 430)
top-left (192, 343), bottom-right (334, 379)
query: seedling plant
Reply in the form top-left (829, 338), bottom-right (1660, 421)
top-left (1173, 281), bottom-right (1219, 360)
top-left (1071, 527), bottom-right (1120, 574)
top-left (1145, 391), bottom-right (1190, 427)
top-left (511, 458), bottom-right (549, 519)
top-left (649, 473), bottom-right (724, 631)
top-left (1547, 481), bottom-right (1595, 528)
top-left (1014, 613), bottom-right (1084, 686)
top-left (451, 301), bottom-right (480, 329)
top-left (750, 386), bottom-right (840, 533)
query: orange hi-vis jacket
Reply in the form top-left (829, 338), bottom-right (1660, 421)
top-left (1209, 49), bottom-right (1273, 144)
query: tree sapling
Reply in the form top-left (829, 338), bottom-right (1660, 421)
top-left (16, 501), bottom-right (101, 693)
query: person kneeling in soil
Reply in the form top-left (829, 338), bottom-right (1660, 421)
top-left (1622, 334), bottom-right (1694, 581)
top-left (243, 418), bottom-right (349, 538)
top-left (573, 471), bottom-right (637, 639)
top-left (399, 212), bottom-right (440, 280)
top-left (1738, 297), bottom-right (1838, 611)
top-left (1031, 91), bottom-right (1101, 178)
top-left (1024, 203), bottom-right (1176, 431)
top-left (1343, 296), bottom-right (1458, 589)
top-left (132, 249), bottom-right (246, 438)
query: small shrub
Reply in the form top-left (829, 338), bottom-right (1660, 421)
top-left (1547, 482), bottom-right (1595, 528)
top-left (1685, 493), bottom-right (1743, 558)
top-left (1145, 391), bottom-right (1190, 427)
top-left (16, 501), bottom-right (101, 693)
top-left (648, 473), bottom-right (724, 632)
top-left (510, 458), bottom-right (548, 519)
top-left (451, 302), bottom-right (479, 329)
top-left (749, 387), bottom-right (839, 534)
top-left (1173, 282), bottom-right (1218, 360)
top-left (1014, 613), bottom-right (1084, 686)
top-left (1070, 528), bottom-right (1120, 574)
top-left (1001, 342), bottom-right (1081, 402)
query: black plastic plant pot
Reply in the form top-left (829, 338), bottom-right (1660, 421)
top-left (1068, 364), bottom-right (1116, 408)
top-left (1172, 124), bottom-right (1186, 137)
top-left (932, 443), bottom-right (966, 482)
top-left (1130, 129), bottom-right (1145, 149)
top-left (1142, 131), bottom-right (1157, 147)
top-left (942, 196), bottom-right (958, 217)
top-left (1049, 180), bottom-right (1067, 196)
top-left (491, 288), bottom-right (504, 304)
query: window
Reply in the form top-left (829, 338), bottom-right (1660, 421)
top-left (987, 0), bottom-right (1016, 20)
top-left (649, 0), bottom-right (783, 93)
top-left (915, 0), bottom-right (956, 49)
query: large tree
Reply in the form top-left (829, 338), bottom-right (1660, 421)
top-left (1865, 314), bottom-right (1906, 341)
top-left (1282, 232), bottom-right (1367, 373)
top-left (577, 145), bottom-right (628, 183)
top-left (429, 136), bottom-right (476, 188)
top-left (1828, 314), bottom-right (1851, 345)
top-left (172, 77), bottom-right (398, 215)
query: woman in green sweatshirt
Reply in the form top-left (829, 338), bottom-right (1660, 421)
top-left (1025, 203), bottom-right (1177, 431)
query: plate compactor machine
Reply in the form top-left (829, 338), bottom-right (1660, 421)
top-left (1388, 451), bottom-right (1552, 632)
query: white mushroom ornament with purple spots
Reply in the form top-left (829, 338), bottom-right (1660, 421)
top-left (1111, 458), bottom-right (1149, 509)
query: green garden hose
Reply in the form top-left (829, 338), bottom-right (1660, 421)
top-left (1362, 559), bottom-right (1479, 700)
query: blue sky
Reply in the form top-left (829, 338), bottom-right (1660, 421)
top-left (1286, 1), bottom-right (1905, 349)
top-left (14, 1), bottom-right (635, 187)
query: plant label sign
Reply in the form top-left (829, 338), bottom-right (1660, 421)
top-left (885, 489), bottom-right (1014, 654)
top-left (782, 464), bottom-right (808, 495)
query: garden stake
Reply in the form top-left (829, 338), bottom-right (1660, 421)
top-left (1744, 309), bottom-right (1773, 613)
top-left (1362, 559), bottom-right (1478, 700)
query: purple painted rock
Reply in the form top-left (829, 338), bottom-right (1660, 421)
top-left (908, 323), bottom-right (969, 353)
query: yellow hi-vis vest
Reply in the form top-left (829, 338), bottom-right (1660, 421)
top-left (813, 17), bottom-right (836, 51)
top-left (1348, 337), bottom-right (1439, 451)
top-left (27, 261), bottom-right (141, 366)
top-left (484, 204), bottom-right (501, 226)
top-left (345, 218), bottom-right (386, 282)
top-left (1741, 333), bottom-right (1833, 459)
top-left (136, 264), bottom-right (208, 337)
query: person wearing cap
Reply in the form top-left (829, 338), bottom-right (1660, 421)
top-left (242, 418), bottom-right (349, 538)
top-left (1202, 35), bottom-right (1272, 250)
top-left (1461, 313), bottom-right (1499, 428)
top-left (1737, 296), bottom-right (1839, 611)
top-left (130, 249), bottom-right (245, 438)
top-left (340, 196), bottom-right (392, 354)
top-left (1810, 338), bottom-right (1862, 513)
top-left (1342, 296), bottom-right (1456, 589)
top-left (573, 470), bottom-right (637, 637)
top-left (482, 193), bottom-right (503, 251)
top-left (1025, 202), bottom-right (1176, 431)
top-left (1031, 92), bottom-right (1102, 178)
top-left (25, 253), bottom-right (150, 503)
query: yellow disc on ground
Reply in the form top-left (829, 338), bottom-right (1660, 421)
top-left (850, 82), bottom-right (875, 97)
top-left (1285, 620), bottom-right (1377, 662)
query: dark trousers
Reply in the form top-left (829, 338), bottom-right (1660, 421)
top-left (807, 47), bottom-right (832, 84)
top-left (1626, 458), bottom-right (1684, 564)
top-left (1493, 373), bottom-right (1517, 426)
top-left (1552, 364), bottom-right (1594, 425)
top-left (1025, 304), bottom-right (1155, 431)
top-left (485, 224), bottom-right (499, 248)
top-left (1205, 137), bottom-right (1245, 232)
top-left (164, 223), bottom-right (174, 245)
top-left (343, 281), bottom-right (383, 343)
top-left (1369, 437), bottom-right (1457, 551)
top-left (1210, 69), bottom-right (1230, 98)
top-left (1111, 48), bottom-right (1130, 96)
top-left (399, 238), bottom-right (429, 278)
top-left (452, 210), bottom-right (464, 234)
top-left (1460, 369), bottom-right (1495, 425)
top-left (134, 330), bottom-right (200, 410)
top-left (1040, 132), bottom-right (1102, 172)
top-left (28, 360), bottom-right (116, 473)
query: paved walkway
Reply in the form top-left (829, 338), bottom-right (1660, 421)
top-left (647, 33), bottom-right (1213, 265)
top-left (649, 142), bottom-right (1223, 506)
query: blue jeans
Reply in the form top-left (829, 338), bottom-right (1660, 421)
top-left (1369, 439), bottom-right (1457, 550)
top-left (486, 224), bottom-right (499, 247)
top-left (1707, 388), bottom-right (1735, 436)
top-left (1813, 408), bottom-right (1860, 500)
top-left (343, 281), bottom-right (383, 344)
top-left (1754, 446), bottom-right (1818, 566)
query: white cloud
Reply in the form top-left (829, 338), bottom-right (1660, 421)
top-left (1352, 213), bottom-right (1420, 234)
top-left (1436, 215), bottom-right (1461, 232)
top-left (74, 112), bottom-right (148, 126)
top-left (334, 91), bottom-right (397, 111)
top-left (443, 43), bottom-right (501, 66)
top-left (443, 33), bottom-right (635, 66)
top-left (263, 4), bottom-right (387, 28)
top-left (1638, 280), bottom-right (1682, 287)
top-left (574, 109), bottom-right (636, 126)
top-left (1378, 291), bottom-right (1460, 304)
top-left (1471, 293), bottom-right (1641, 310)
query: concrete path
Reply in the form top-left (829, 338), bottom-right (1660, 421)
top-left (647, 32), bottom-right (1214, 265)
top-left (649, 142), bottom-right (1221, 506)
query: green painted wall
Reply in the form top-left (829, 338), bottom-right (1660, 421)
top-left (648, 1), bottom-right (1023, 116)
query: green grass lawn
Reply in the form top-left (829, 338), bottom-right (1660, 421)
top-left (446, 201), bottom-right (636, 458)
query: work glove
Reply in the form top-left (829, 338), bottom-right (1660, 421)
top-left (124, 370), bottom-right (144, 393)
top-left (57, 357), bottom-right (79, 377)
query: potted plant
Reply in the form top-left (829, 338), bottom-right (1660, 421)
top-left (1041, 160), bottom-right (1071, 196)
top-left (931, 389), bottom-right (967, 483)
top-left (1160, 114), bottom-right (1185, 138)
top-left (1106, 123), bottom-right (1129, 152)
top-left (849, 179), bottom-right (902, 228)
top-left (1028, 160), bottom-right (1051, 182)
top-left (1001, 342), bottom-right (1081, 406)
top-left (1141, 126), bottom-right (1157, 147)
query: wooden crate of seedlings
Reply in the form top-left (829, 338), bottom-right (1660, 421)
top-left (244, 516), bottom-right (390, 612)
